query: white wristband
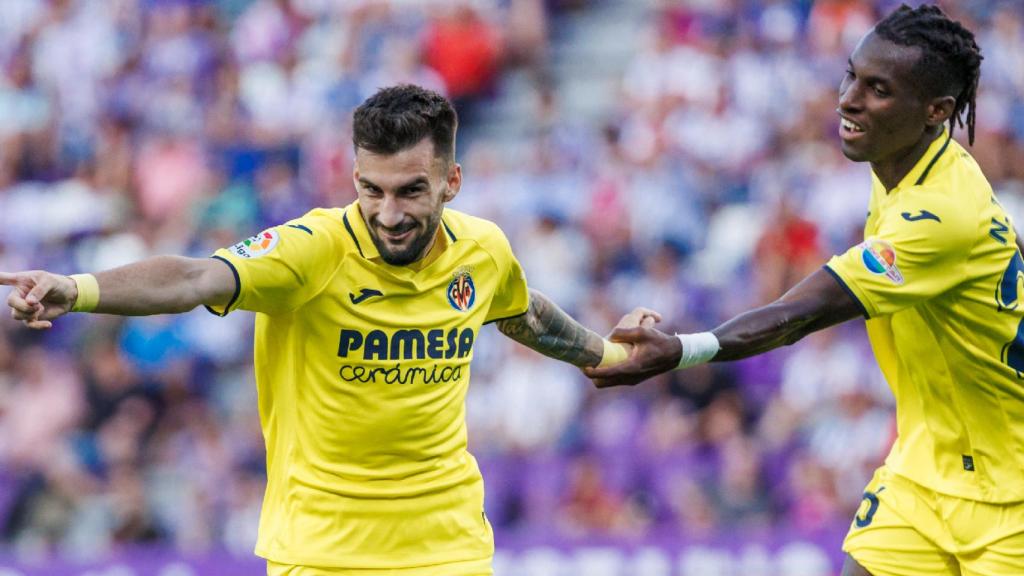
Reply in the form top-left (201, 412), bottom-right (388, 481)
top-left (675, 332), bottom-right (720, 370)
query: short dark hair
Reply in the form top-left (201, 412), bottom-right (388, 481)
top-left (875, 4), bottom-right (983, 144)
top-left (352, 85), bottom-right (458, 162)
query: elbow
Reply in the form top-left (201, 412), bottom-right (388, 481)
top-left (180, 259), bottom-right (217, 312)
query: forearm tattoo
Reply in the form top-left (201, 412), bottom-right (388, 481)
top-left (496, 290), bottom-right (604, 367)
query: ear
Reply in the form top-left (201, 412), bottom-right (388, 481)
top-left (925, 95), bottom-right (956, 129)
top-left (443, 163), bottom-right (462, 203)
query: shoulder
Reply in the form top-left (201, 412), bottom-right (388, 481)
top-left (946, 138), bottom-right (987, 181)
top-left (442, 208), bottom-right (521, 273)
top-left (221, 208), bottom-right (354, 268)
top-left (280, 207), bottom-right (354, 254)
top-left (923, 139), bottom-right (993, 210)
top-left (285, 207), bottom-right (346, 235)
top-left (899, 183), bottom-right (977, 224)
top-left (442, 208), bottom-right (514, 251)
top-left (887, 181), bottom-right (980, 254)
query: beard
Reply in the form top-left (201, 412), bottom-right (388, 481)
top-left (369, 209), bottom-right (442, 266)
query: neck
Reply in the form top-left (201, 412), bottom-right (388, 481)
top-left (871, 126), bottom-right (944, 191)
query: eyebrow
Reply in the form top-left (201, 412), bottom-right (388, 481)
top-left (358, 176), bottom-right (430, 190)
top-left (847, 58), bottom-right (893, 85)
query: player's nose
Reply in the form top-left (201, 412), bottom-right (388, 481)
top-left (376, 195), bottom-right (406, 228)
top-left (838, 80), bottom-right (863, 113)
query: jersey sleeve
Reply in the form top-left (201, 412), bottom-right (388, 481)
top-left (825, 188), bottom-right (975, 318)
top-left (484, 227), bottom-right (530, 323)
top-left (206, 215), bottom-right (341, 316)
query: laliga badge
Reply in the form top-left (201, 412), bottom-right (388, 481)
top-left (860, 239), bottom-right (904, 285)
top-left (231, 229), bottom-right (280, 259)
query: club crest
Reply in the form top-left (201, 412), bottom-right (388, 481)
top-left (447, 269), bottom-right (476, 312)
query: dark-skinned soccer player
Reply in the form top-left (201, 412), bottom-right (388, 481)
top-left (589, 5), bottom-right (1024, 575)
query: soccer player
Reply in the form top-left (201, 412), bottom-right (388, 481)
top-left (588, 5), bottom-right (1024, 576)
top-left (1, 85), bottom-right (650, 575)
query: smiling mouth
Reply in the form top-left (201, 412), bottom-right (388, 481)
top-left (379, 226), bottom-right (416, 242)
top-left (840, 117), bottom-right (865, 134)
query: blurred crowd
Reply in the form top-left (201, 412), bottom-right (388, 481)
top-left (1, 0), bottom-right (1023, 560)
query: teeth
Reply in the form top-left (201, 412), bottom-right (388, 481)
top-left (841, 118), bottom-right (864, 133)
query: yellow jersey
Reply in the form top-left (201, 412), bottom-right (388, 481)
top-left (207, 202), bottom-right (529, 570)
top-left (827, 131), bottom-right (1024, 503)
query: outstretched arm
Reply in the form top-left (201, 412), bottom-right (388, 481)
top-left (585, 267), bottom-right (863, 387)
top-left (712, 268), bottom-right (862, 360)
top-left (495, 289), bottom-right (658, 368)
top-left (496, 289), bottom-right (604, 367)
top-left (2, 256), bottom-right (236, 329)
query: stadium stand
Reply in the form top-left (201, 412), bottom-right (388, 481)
top-left (0, 0), bottom-right (1022, 573)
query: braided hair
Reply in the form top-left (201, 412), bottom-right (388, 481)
top-left (875, 4), bottom-right (983, 144)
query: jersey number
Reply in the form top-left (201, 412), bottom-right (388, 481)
top-left (854, 488), bottom-right (884, 528)
top-left (996, 249), bottom-right (1024, 377)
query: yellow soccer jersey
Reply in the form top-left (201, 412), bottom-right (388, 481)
top-left (826, 131), bottom-right (1024, 503)
top-left (207, 202), bottom-right (529, 570)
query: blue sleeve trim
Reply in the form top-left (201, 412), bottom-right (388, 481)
top-left (342, 211), bottom-right (364, 257)
top-left (483, 308), bottom-right (529, 325)
top-left (442, 218), bottom-right (457, 243)
top-left (287, 224), bottom-right (313, 235)
top-left (914, 134), bottom-right (952, 186)
top-left (823, 265), bottom-right (870, 319)
top-left (205, 255), bottom-right (241, 317)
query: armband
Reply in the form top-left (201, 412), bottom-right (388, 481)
top-left (69, 274), bottom-right (99, 313)
top-left (675, 332), bottom-right (719, 369)
top-left (598, 339), bottom-right (630, 368)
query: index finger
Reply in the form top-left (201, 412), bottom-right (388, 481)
top-left (0, 272), bottom-right (20, 285)
top-left (632, 307), bottom-right (662, 323)
top-left (617, 307), bottom-right (661, 328)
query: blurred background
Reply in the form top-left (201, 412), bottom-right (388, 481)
top-left (0, 0), bottom-right (1022, 574)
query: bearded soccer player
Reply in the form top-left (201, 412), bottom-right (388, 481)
top-left (0, 85), bottom-right (651, 575)
top-left (589, 5), bottom-right (1024, 576)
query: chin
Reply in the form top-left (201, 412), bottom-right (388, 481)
top-left (378, 240), bottom-right (426, 266)
top-left (840, 142), bottom-right (871, 162)
top-left (379, 247), bottom-right (417, 266)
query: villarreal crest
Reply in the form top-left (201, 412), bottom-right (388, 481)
top-left (447, 268), bottom-right (476, 312)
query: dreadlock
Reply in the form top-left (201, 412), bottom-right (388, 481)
top-left (875, 4), bottom-right (983, 144)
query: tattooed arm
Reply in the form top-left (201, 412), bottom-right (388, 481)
top-left (495, 289), bottom-right (606, 367)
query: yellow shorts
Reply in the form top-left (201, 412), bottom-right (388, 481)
top-left (267, 558), bottom-right (492, 576)
top-left (843, 466), bottom-right (1024, 575)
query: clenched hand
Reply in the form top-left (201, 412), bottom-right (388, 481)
top-left (0, 271), bottom-right (78, 330)
top-left (584, 325), bottom-right (683, 388)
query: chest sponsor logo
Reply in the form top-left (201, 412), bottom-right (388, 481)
top-left (337, 327), bottom-right (475, 385)
top-left (230, 229), bottom-right (279, 259)
top-left (447, 268), bottom-right (476, 312)
top-left (860, 238), bottom-right (903, 285)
